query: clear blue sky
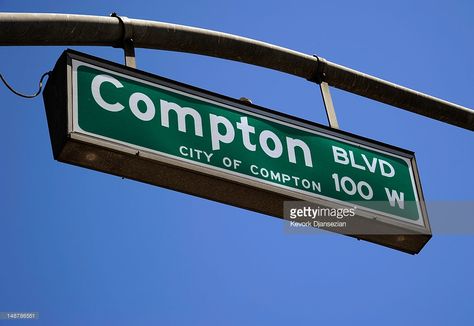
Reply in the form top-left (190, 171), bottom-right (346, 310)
top-left (0, 1), bottom-right (473, 325)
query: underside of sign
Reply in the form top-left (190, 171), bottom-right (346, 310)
top-left (43, 50), bottom-right (431, 254)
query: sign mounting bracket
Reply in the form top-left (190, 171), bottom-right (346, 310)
top-left (313, 55), bottom-right (339, 129)
top-left (122, 39), bottom-right (136, 68)
top-left (320, 82), bottom-right (339, 129)
top-left (110, 12), bottom-right (136, 68)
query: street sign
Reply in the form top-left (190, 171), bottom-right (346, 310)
top-left (43, 50), bottom-right (431, 253)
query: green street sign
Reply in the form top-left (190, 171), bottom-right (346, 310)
top-left (43, 50), bottom-right (431, 253)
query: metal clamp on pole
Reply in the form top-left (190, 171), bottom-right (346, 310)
top-left (110, 12), bottom-right (136, 68)
top-left (311, 55), bottom-right (339, 129)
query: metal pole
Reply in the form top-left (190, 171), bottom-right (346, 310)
top-left (0, 13), bottom-right (472, 131)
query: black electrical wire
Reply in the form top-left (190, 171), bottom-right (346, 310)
top-left (0, 71), bottom-right (51, 98)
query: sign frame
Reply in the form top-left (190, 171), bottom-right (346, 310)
top-left (43, 50), bottom-right (431, 254)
